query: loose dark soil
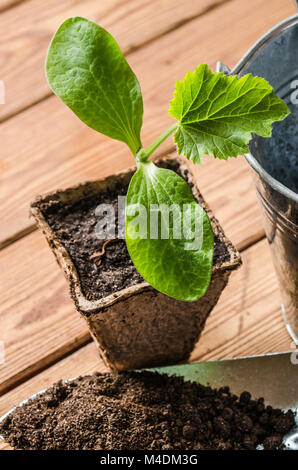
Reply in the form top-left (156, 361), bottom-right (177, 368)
top-left (0, 371), bottom-right (295, 450)
top-left (41, 161), bottom-right (230, 300)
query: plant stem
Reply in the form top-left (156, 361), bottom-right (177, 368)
top-left (136, 122), bottom-right (178, 162)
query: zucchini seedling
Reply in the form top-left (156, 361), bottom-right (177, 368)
top-left (46, 17), bottom-right (289, 302)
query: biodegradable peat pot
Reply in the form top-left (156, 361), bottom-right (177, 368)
top-left (31, 156), bottom-right (241, 371)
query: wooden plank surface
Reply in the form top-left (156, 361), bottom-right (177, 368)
top-left (0, 0), bottom-right (294, 248)
top-left (0, 343), bottom-right (108, 419)
top-left (0, 441), bottom-right (12, 450)
top-left (0, 0), bottom-right (227, 122)
top-left (0, 238), bottom-right (293, 450)
top-left (189, 156), bottom-right (265, 252)
top-left (0, 231), bottom-right (89, 395)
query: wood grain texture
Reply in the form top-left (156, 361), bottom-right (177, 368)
top-left (188, 155), bottom-right (265, 252)
top-left (0, 231), bottom-right (90, 395)
top-left (0, 0), bottom-right (227, 121)
top-left (190, 240), bottom-right (292, 363)
top-left (0, 0), bottom-right (25, 14)
top-left (0, 239), bottom-right (293, 451)
top-left (0, 343), bottom-right (107, 418)
top-left (0, 440), bottom-right (12, 450)
top-left (0, 0), bottom-right (294, 248)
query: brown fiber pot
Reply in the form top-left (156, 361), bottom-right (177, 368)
top-left (31, 156), bottom-right (241, 371)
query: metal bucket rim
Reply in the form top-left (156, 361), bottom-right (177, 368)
top-left (245, 152), bottom-right (298, 204)
top-left (232, 14), bottom-right (298, 76)
top-left (229, 13), bottom-right (298, 204)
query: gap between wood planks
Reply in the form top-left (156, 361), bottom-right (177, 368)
top-left (0, 0), bottom-right (229, 125)
top-left (0, 333), bottom-right (92, 398)
top-left (0, 230), bottom-right (266, 398)
top-left (0, 143), bottom-right (176, 251)
top-left (0, 156), bottom-right (267, 252)
top-left (0, 0), bottom-right (29, 15)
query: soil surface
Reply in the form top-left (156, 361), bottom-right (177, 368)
top-left (42, 160), bottom-right (230, 300)
top-left (0, 371), bottom-right (295, 450)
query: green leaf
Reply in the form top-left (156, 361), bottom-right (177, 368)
top-left (46, 17), bottom-right (143, 155)
top-left (169, 64), bottom-right (290, 163)
top-left (125, 161), bottom-right (214, 301)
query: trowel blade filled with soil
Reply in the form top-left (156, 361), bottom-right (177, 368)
top-left (0, 353), bottom-right (297, 450)
top-left (154, 352), bottom-right (298, 411)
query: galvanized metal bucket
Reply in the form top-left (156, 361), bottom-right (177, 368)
top-left (217, 12), bottom-right (298, 344)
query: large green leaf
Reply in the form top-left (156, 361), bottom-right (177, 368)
top-left (125, 161), bottom-right (214, 301)
top-left (169, 64), bottom-right (290, 163)
top-left (46, 17), bottom-right (143, 155)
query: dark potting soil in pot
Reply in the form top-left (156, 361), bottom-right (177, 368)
top-left (40, 160), bottom-right (230, 301)
top-left (0, 371), bottom-right (295, 450)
